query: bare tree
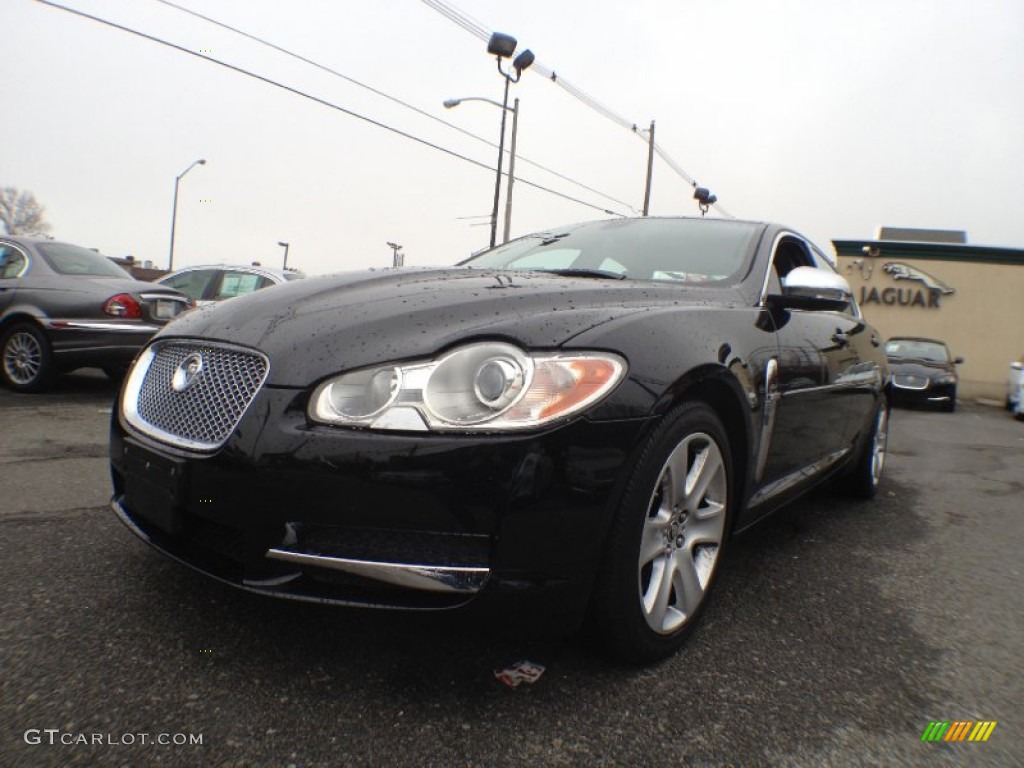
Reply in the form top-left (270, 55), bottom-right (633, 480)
top-left (0, 187), bottom-right (52, 235)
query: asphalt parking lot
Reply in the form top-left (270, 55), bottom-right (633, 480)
top-left (2, 372), bottom-right (1022, 767)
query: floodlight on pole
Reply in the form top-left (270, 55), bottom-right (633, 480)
top-left (278, 241), bottom-right (290, 270)
top-left (482, 32), bottom-right (534, 249)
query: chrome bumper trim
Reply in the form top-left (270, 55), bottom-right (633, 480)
top-left (45, 320), bottom-right (160, 332)
top-left (264, 548), bottom-right (489, 594)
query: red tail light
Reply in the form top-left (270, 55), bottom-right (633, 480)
top-left (103, 293), bottom-right (142, 319)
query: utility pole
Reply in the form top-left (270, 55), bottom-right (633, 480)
top-left (642, 120), bottom-right (655, 216)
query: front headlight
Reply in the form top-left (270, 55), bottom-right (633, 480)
top-left (933, 373), bottom-right (956, 385)
top-left (309, 341), bottom-right (626, 432)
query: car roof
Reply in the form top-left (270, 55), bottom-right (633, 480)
top-left (161, 264), bottom-right (304, 279)
top-left (1, 235), bottom-right (73, 246)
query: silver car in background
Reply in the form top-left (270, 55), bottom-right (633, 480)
top-left (0, 236), bottom-right (191, 392)
top-left (1009, 358), bottom-right (1024, 419)
top-left (156, 264), bottom-right (304, 307)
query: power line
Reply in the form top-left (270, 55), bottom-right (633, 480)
top-left (34, 0), bottom-right (630, 219)
top-left (420, 0), bottom-right (733, 216)
top-left (152, 0), bottom-right (638, 213)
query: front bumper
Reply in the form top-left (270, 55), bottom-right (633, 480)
top-left (110, 386), bottom-right (649, 628)
top-left (891, 379), bottom-right (956, 406)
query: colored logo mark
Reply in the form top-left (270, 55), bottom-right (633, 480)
top-left (921, 721), bottom-right (997, 742)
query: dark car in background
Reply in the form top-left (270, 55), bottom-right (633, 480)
top-left (110, 217), bottom-right (890, 663)
top-left (885, 337), bottom-right (961, 412)
top-left (0, 235), bottom-right (191, 392)
top-left (155, 264), bottom-right (304, 306)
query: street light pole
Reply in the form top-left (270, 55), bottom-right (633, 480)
top-left (386, 241), bottom-right (403, 267)
top-left (503, 97), bottom-right (519, 243)
top-left (168, 158), bottom-right (206, 271)
top-left (444, 95), bottom-right (521, 243)
top-left (278, 241), bottom-right (290, 270)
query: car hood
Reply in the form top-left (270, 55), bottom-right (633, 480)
top-left (157, 267), bottom-right (731, 387)
top-left (888, 359), bottom-right (955, 377)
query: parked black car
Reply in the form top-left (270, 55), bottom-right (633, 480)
top-left (0, 236), bottom-right (191, 392)
top-left (885, 337), bottom-right (961, 412)
top-left (110, 217), bottom-right (890, 662)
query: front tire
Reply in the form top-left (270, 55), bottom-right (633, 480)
top-left (592, 402), bottom-right (732, 664)
top-left (1, 322), bottom-right (56, 393)
top-left (842, 398), bottom-right (889, 499)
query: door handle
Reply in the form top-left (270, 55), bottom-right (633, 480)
top-left (870, 334), bottom-right (881, 347)
top-left (832, 331), bottom-right (850, 347)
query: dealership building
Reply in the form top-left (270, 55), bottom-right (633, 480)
top-left (832, 227), bottom-right (1024, 401)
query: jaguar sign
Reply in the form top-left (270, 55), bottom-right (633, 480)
top-left (859, 262), bottom-right (955, 309)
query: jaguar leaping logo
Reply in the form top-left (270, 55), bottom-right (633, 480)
top-left (172, 352), bottom-right (204, 392)
top-left (882, 263), bottom-right (955, 295)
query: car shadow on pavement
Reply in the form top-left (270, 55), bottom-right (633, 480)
top-left (0, 368), bottom-right (120, 405)
top-left (2, 451), bottom-right (950, 766)
top-left (29, 473), bottom-right (942, 764)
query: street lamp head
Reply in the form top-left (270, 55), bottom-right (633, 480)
top-left (197, 159), bottom-right (206, 165)
top-left (278, 241), bottom-right (289, 247)
top-left (512, 49), bottom-right (535, 73)
top-left (487, 32), bottom-right (517, 58)
top-left (442, 99), bottom-right (461, 109)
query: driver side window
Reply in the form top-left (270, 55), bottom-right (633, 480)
top-left (766, 236), bottom-right (814, 295)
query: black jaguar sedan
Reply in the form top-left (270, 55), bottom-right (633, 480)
top-left (885, 336), bottom-right (961, 412)
top-left (110, 217), bottom-right (890, 662)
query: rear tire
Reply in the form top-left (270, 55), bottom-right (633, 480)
top-left (1, 322), bottom-right (56, 393)
top-left (591, 402), bottom-right (733, 664)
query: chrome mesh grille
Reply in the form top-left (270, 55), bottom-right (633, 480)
top-left (893, 374), bottom-right (928, 390)
top-left (124, 341), bottom-right (269, 450)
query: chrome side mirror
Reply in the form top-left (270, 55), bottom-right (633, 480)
top-left (771, 266), bottom-right (853, 311)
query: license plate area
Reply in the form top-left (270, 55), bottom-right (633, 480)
top-left (124, 440), bottom-right (187, 535)
top-left (154, 300), bottom-right (179, 320)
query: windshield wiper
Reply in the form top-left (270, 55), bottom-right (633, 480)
top-left (535, 268), bottom-right (626, 280)
top-left (527, 232), bottom-right (570, 246)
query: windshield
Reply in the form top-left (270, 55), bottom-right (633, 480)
top-left (885, 339), bottom-right (950, 362)
top-left (461, 218), bottom-right (761, 285)
top-left (37, 242), bottom-right (132, 278)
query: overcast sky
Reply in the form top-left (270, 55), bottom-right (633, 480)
top-left (3, 0), bottom-right (1022, 275)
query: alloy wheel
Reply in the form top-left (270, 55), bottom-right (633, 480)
top-left (870, 405), bottom-right (889, 486)
top-left (638, 431), bottom-right (728, 634)
top-left (3, 330), bottom-right (43, 386)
